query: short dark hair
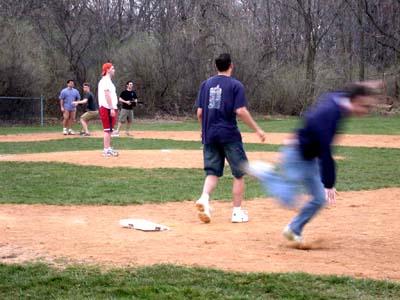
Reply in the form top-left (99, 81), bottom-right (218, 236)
top-left (126, 81), bottom-right (134, 86)
top-left (67, 79), bottom-right (74, 84)
top-left (83, 82), bottom-right (90, 88)
top-left (215, 53), bottom-right (232, 72)
top-left (343, 83), bottom-right (379, 101)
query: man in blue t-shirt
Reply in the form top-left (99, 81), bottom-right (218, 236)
top-left (59, 79), bottom-right (81, 135)
top-left (195, 53), bottom-right (266, 224)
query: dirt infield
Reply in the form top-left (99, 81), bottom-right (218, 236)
top-left (0, 150), bottom-right (280, 169)
top-left (0, 150), bottom-right (344, 169)
top-left (1, 188), bottom-right (399, 281)
top-left (1, 131), bottom-right (400, 148)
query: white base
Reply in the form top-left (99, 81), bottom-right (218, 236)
top-left (119, 218), bottom-right (170, 231)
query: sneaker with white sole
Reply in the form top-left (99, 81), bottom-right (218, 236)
top-left (63, 128), bottom-right (68, 135)
top-left (244, 160), bottom-right (273, 180)
top-left (231, 208), bottom-right (249, 223)
top-left (196, 197), bottom-right (212, 223)
top-left (111, 131), bottom-right (120, 137)
top-left (283, 225), bottom-right (303, 243)
top-left (68, 129), bottom-right (76, 135)
top-left (103, 148), bottom-right (119, 157)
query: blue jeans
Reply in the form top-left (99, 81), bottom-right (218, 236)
top-left (259, 145), bottom-right (326, 235)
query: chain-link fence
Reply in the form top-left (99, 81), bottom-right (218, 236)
top-left (0, 96), bottom-right (45, 126)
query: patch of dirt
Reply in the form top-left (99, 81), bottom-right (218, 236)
top-left (1, 188), bottom-right (399, 281)
top-left (1, 131), bottom-right (399, 148)
top-left (0, 150), bottom-right (344, 169)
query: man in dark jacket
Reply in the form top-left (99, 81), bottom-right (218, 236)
top-left (246, 81), bottom-right (382, 243)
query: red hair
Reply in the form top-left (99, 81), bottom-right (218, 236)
top-left (102, 63), bottom-right (113, 76)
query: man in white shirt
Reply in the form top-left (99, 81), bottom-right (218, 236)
top-left (98, 63), bottom-right (119, 157)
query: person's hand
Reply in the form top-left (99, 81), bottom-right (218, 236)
top-left (60, 107), bottom-right (65, 112)
top-left (256, 129), bottom-right (266, 142)
top-left (127, 100), bottom-right (133, 105)
top-left (110, 109), bottom-right (116, 117)
top-left (325, 188), bottom-right (337, 205)
top-left (73, 101), bottom-right (79, 107)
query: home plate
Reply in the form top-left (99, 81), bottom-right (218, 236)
top-left (119, 219), bottom-right (170, 231)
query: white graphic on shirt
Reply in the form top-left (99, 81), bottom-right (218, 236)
top-left (208, 85), bottom-right (222, 109)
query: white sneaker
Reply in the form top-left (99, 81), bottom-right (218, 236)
top-left (63, 128), bottom-right (68, 135)
top-left (231, 208), bottom-right (249, 223)
top-left (196, 197), bottom-right (211, 223)
top-left (68, 129), bottom-right (75, 135)
top-left (244, 160), bottom-right (273, 179)
top-left (283, 225), bottom-right (303, 243)
top-left (111, 131), bottom-right (120, 137)
top-left (103, 148), bottom-right (119, 157)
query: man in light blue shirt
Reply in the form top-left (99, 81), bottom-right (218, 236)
top-left (59, 79), bottom-right (81, 135)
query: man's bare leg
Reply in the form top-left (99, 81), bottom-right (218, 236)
top-left (81, 118), bottom-right (89, 133)
top-left (62, 111), bottom-right (69, 129)
top-left (196, 175), bottom-right (219, 223)
top-left (232, 177), bottom-right (245, 207)
top-left (103, 132), bottom-right (111, 149)
top-left (126, 121), bottom-right (132, 135)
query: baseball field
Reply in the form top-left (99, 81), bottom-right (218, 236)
top-left (1, 116), bottom-right (400, 299)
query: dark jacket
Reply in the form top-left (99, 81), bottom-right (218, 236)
top-left (297, 92), bottom-right (349, 188)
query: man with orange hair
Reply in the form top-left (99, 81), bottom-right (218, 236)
top-left (98, 63), bottom-right (119, 157)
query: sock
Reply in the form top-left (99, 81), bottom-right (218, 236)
top-left (233, 206), bottom-right (242, 213)
top-left (199, 193), bottom-right (210, 202)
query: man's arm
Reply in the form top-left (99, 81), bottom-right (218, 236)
top-left (236, 107), bottom-right (266, 142)
top-left (105, 90), bottom-right (116, 116)
top-left (318, 134), bottom-right (337, 205)
top-left (119, 97), bottom-right (132, 105)
top-left (60, 99), bottom-right (65, 112)
top-left (73, 98), bottom-right (88, 106)
top-left (197, 108), bottom-right (202, 123)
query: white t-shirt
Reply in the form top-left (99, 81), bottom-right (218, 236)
top-left (98, 76), bottom-right (118, 109)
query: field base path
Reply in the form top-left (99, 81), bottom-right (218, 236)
top-left (1, 188), bottom-right (399, 281)
top-left (1, 131), bottom-right (400, 148)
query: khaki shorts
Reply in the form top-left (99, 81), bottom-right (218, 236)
top-left (119, 108), bottom-right (134, 123)
top-left (81, 110), bottom-right (99, 121)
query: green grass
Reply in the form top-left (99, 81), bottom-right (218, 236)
top-left (1, 115), bottom-right (399, 134)
top-left (0, 146), bottom-right (398, 205)
top-left (0, 263), bottom-right (399, 299)
top-left (0, 138), bottom-right (279, 154)
top-left (0, 162), bottom-right (263, 205)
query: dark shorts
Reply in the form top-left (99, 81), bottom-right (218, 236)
top-left (203, 141), bottom-right (248, 178)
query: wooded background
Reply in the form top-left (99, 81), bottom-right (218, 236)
top-left (0, 0), bottom-right (399, 116)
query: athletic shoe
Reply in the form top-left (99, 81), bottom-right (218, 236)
top-left (80, 130), bottom-right (90, 136)
top-left (283, 225), bottom-right (303, 243)
top-left (63, 128), bottom-right (68, 135)
top-left (108, 148), bottom-right (119, 157)
top-left (231, 208), bottom-right (249, 223)
top-left (196, 197), bottom-right (212, 223)
top-left (243, 160), bottom-right (273, 180)
top-left (111, 131), bottom-right (120, 137)
top-left (68, 129), bottom-right (76, 135)
top-left (102, 148), bottom-right (119, 157)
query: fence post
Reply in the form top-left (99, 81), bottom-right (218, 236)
top-left (40, 95), bottom-right (44, 126)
